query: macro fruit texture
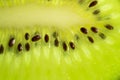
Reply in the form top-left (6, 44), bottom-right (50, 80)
top-left (0, 0), bottom-right (120, 80)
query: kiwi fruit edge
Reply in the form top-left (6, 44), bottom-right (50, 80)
top-left (0, 0), bottom-right (120, 80)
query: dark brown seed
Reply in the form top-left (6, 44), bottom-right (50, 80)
top-left (89, 1), bottom-right (98, 7)
top-left (63, 42), bottom-right (67, 51)
top-left (87, 36), bottom-right (94, 43)
top-left (17, 43), bottom-right (23, 51)
top-left (105, 24), bottom-right (114, 30)
top-left (25, 43), bottom-right (30, 51)
top-left (8, 37), bottom-right (15, 47)
top-left (25, 33), bottom-right (29, 40)
top-left (53, 32), bottom-right (58, 38)
top-left (99, 33), bottom-right (106, 39)
top-left (44, 34), bottom-right (49, 43)
top-left (32, 35), bottom-right (41, 42)
top-left (93, 9), bottom-right (100, 15)
top-left (80, 27), bottom-right (88, 34)
top-left (54, 38), bottom-right (59, 47)
top-left (0, 45), bottom-right (4, 54)
top-left (69, 42), bottom-right (75, 50)
top-left (91, 27), bottom-right (98, 33)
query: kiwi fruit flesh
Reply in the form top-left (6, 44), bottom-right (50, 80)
top-left (0, 0), bottom-right (120, 80)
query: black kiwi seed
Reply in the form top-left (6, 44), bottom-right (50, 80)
top-left (69, 42), bottom-right (75, 50)
top-left (0, 44), bottom-right (4, 54)
top-left (32, 34), bottom-right (41, 42)
top-left (99, 33), bottom-right (106, 39)
top-left (89, 1), bottom-right (98, 8)
top-left (80, 27), bottom-right (88, 34)
top-left (44, 34), bottom-right (49, 43)
top-left (54, 38), bottom-right (59, 47)
top-left (25, 43), bottom-right (30, 51)
top-left (91, 27), bottom-right (98, 33)
top-left (93, 9), bottom-right (100, 15)
top-left (25, 33), bottom-right (30, 40)
top-left (62, 42), bottom-right (67, 51)
top-left (87, 36), bottom-right (94, 43)
top-left (8, 37), bottom-right (15, 47)
top-left (17, 43), bottom-right (23, 52)
top-left (105, 24), bottom-right (114, 30)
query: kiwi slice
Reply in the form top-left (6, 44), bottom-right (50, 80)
top-left (0, 0), bottom-right (120, 80)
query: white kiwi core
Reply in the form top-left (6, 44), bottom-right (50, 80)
top-left (0, 4), bottom-right (95, 27)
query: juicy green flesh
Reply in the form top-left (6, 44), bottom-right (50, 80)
top-left (0, 0), bottom-right (120, 80)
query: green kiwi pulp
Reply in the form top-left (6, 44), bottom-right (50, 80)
top-left (0, 0), bottom-right (120, 80)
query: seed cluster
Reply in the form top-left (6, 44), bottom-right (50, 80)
top-left (0, 0), bottom-right (115, 54)
top-left (87, 1), bottom-right (101, 15)
top-left (0, 31), bottom-right (76, 54)
top-left (79, 24), bottom-right (114, 43)
top-left (0, 23), bottom-right (114, 54)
